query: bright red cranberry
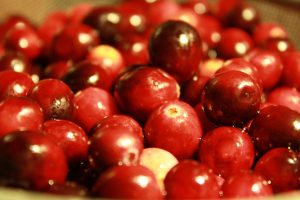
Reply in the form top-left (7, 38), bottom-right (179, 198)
top-left (249, 105), bottom-right (300, 154)
top-left (181, 0), bottom-right (212, 16)
top-left (144, 100), bottom-right (202, 160)
top-left (265, 38), bottom-right (295, 56)
top-left (217, 28), bottom-right (254, 59)
top-left (198, 126), bottom-right (255, 178)
top-left (42, 119), bottom-right (88, 164)
top-left (92, 165), bottom-right (163, 199)
top-left (254, 148), bottom-right (300, 193)
top-left (0, 97), bottom-right (43, 137)
top-left (198, 58), bottom-right (224, 78)
top-left (148, 20), bottom-right (202, 83)
top-left (221, 170), bottom-right (273, 198)
top-left (0, 130), bottom-right (68, 190)
top-left (202, 71), bottom-right (261, 126)
top-left (114, 66), bottom-right (179, 123)
top-left (42, 60), bottom-right (72, 80)
top-left (0, 70), bottom-right (35, 101)
top-left (41, 181), bottom-right (88, 196)
top-left (164, 160), bottom-right (220, 199)
top-left (194, 103), bottom-right (217, 135)
top-left (50, 23), bottom-right (99, 62)
top-left (0, 51), bottom-right (33, 74)
top-left (281, 51), bottom-right (300, 90)
top-left (29, 79), bottom-right (75, 120)
top-left (73, 87), bottom-right (118, 132)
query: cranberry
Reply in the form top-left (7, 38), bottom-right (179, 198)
top-left (92, 165), bottom-right (163, 199)
top-left (221, 170), bottom-right (273, 198)
top-left (0, 97), bottom-right (43, 137)
top-left (41, 181), bottom-right (88, 196)
top-left (254, 148), bottom-right (300, 193)
top-left (164, 160), bottom-right (220, 199)
top-left (202, 70), bottom-right (261, 126)
top-left (249, 105), bottom-right (300, 154)
top-left (67, 3), bottom-right (93, 24)
top-left (265, 38), bottom-right (295, 56)
top-left (181, 0), bottom-right (212, 16)
top-left (42, 61), bottom-right (72, 80)
top-left (215, 0), bottom-right (241, 22)
top-left (198, 126), bottom-right (255, 178)
top-left (281, 51), bottom-right (300, 90)
top-left (144, 100), bottom-right (202, 160)
top-left (148, 20), bottom-right (202, 83)
top-left (114, 66), bottom-right (179, 122)
top-left (172, 7), bottom-right (200, 28)
top-left (0, 51), bottom-right (33, 74)
top-left (0, 130), bottom-right (68, 190)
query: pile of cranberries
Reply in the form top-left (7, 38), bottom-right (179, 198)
top-left (0, 0), bottom-right (299, 199)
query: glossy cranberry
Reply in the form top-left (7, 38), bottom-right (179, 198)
top-left (217, 28), bottom-right (253, 59)
top-left (0, 97), bottom-right (43, 137)
top-left (41, 181), bottom-right (88, 196)
top-left (0, 130), bottom-right (68, 190)
top-left (254, 148), bottom-right (300, 193)
top-left (114, 66), bottom-right (179, 122)
top-left (144, 100), bottom-right (202, 160)
top-left (199, 126), bottom-right (255, 178)
top-left (181, 0), bottom-right (212, 15)
top-left (221, 170), bottom-right (273, 198)
top-left (50, 23), bottom-right (99, 62)
top-left (194, 103), bottom-right (217, 135)
top-left (281, 51), bottom-right (300, 90)
top-left (198, 58), bottom-right (224, 78)
top-left (265, 38), bottom-right (295, 56)
top-left (246, 49), bottom-right (283, 91)
top-left (249, 105), bottom-right (300, 154)
top-left (164, 160), bottom-right (219, 199)
top-left (43, 61), bottom-right (72, 80)
top-left (42, 119), bottom-right (88, 164)
top-left (148, 20), bottom-right (202, 83)
top-left (73, 87), bottom-right (118, 132)
top-left (202, 70), bottom-right (261, 126)
top-left (0, 70), bottom-right (35, 101)
top-left (0, 51), bottom-right (33, 74)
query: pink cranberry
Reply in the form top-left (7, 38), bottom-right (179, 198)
top-left (92, 165), bottom-right (163, 199)
top-left (144, 100), bottom-right (202, 160)
top-left (42, 61), bottom-right (72, 80)
top-left (198, 126), bottom-right (255, 178)
top-left (73, 87), bottom-right (118, 132)
top-left (164, 160), bottom-right (220, 199)
top-left (221, 170), bottom-right (273, 198)
top-left (0, 130), bottom-right (68, 190)
top-left (0, 97), bottom-right (44, 137)
top-left (0, 51), bottom-right (33, 74)
top-left (281, 51), bottom-right (300, 90)
top-left (254, 148), bottom-right (300, 193)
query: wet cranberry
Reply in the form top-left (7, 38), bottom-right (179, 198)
top-left (0, 51), bottom-right (33, 74)
top-left (43, 61), bottom-right (72, 80)
top-left (198, 126), bottom-right (255, 178)
top-left (73, 87), bottom-right (118, 132)
top-left (0, 130), bottom-right (68, 190)
top-left (164, 160), bottom-right (220, 199)
top-left (221, 170), bottom-right (273, 198)
top-left (249, 105), bottom-right (300, 154)
top-left (144, 100), bottom-right (202, 160)
top-left (42, 119), bottom-right (88, 164)
top-left (281, 51), bottom-right (300, 90)
top-left (148, 20), bottom-right (202, 83)
top-left (181, 0), bottom-right (212, 16)
top-left (202, 70), bottom-right (261, 126)
top-left (254, 148), bottom-right (300, 193)
top-left (194, 103), bottom-right (217, 135)
top-left (0, 97), bottom-right (43, 137)
top-left (41, 181), bottom-right (88, 196)
top-left (114, 66), bottom-right (179, 123)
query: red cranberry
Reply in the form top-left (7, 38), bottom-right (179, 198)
top-left (148, 20), bottom-right (202, 83)
top-left (144, 100), bottom-right (202, 160)
top-left (221, 170), bottom-right (273, 198)
top-left (215, 0), bottom-right (241, 22)
top-left (198, 126), bottom-right (255, 178)
top-left (41, 181), bottom-right (88, 196)
top-left (265, 38), bottom-right (295, 56)
top-left (0, 130), bottom-right (68, 190)
top-left (29, 79), bottom-right (75, 120)
top-left (67, 3), bottom-right (93, 24)
top-left (254, 148), bottom-right (300, 193)
top-left (202, 70), bottom-right (262, 126)
top-left (73, 87), bottom-right (118, 132)
top-left (42, 60), bottom-right (72, 80)
top-left (181, 0), bottom-right (212, 16)
top-left (281, 51), bottom-right (300, 90)
top-left (114, 66), bottom-right (179, 123)
top-left (249, 105), bottom-right (300, 154)
top-left (164, 160), bottom-right (220, 199)
top-left (0, 97), bottom-right (43, 137)
top-left (171, 7), bottom-right (200, 28)
top-left (0, 51), bottom-right (33, 74)
top-left (92, 165), bottom-right (163, 199)
top-left (42, 119), bottom-right (88, 164)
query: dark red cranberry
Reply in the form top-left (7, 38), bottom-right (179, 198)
top-left (198, 126), bottom-right (255, 178)
top-left (164, 160), bottom-right (220, 199)
top-left (249, 105), bottom-right (300, 154)
top-left (194, 103), bottom-right (217, 135)
top-left (281, 51), bottom-right (300, 90)
top-left (0, 51), bottom-right (33, 74)
top-left (41, 181), bottom-right (88, 196)
top-left (181, 0), bottom-right (212, 16)
top-left (42, 119), bottom-right (88, 164)
top-left (0, 97), bottom-right (43, 137)
top-left (202, 71), bottom-right (261, 126)
top-left (29, 79), bottom-right (75, 120)
top-left (0, 130), bottom-right (68, 190)
top-left (254, 148), bottom-right (300, 193)
top-left (148, 20), bottom-right (202, 83)
top-left (43, 61), bottom-right (72, 80)
top-left (221, 170), bottom-right (273, 198)
top-left (73, 87), bottom-right (118, 132)
top-left (114, 66), bottom-right (179, 123)
top-left (144, 100), bottom-right (202, 160)
top-left (92, 165), bottom-right (163, 199)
